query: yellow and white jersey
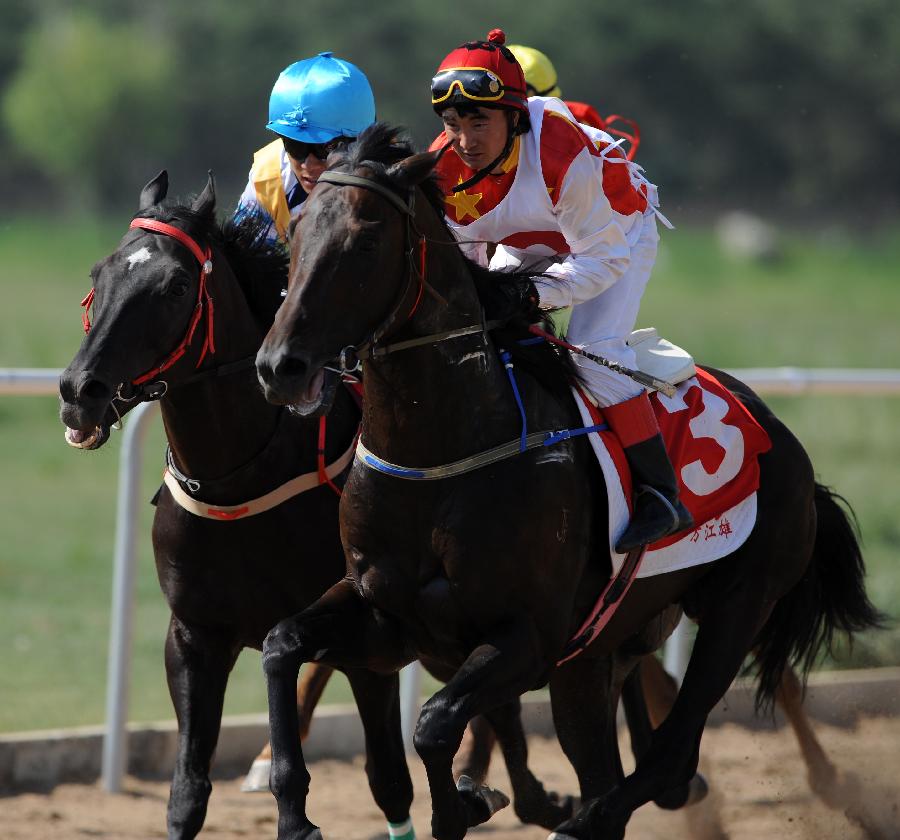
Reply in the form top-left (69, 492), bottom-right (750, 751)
top-left (234, 139), bottom-right (307, 244)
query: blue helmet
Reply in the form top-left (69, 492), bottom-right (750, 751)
top-left (266, 52), bottom-right (376, 143)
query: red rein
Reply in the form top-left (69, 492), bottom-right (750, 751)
top-left (80, 218), bottom-right (216, 385)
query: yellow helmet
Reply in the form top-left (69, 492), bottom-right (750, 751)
top-left (507, 44), bottom-right (561, 98)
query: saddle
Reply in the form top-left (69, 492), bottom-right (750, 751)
top-left (627, 327), bottom-right (696, 390)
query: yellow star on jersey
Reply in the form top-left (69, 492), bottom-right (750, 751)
top-left (444, 178), bottom-right (483, 222)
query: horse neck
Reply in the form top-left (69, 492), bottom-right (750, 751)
top-left (160, 255), bottom-right (283, 480)
top-left (361, 214), bottom-right (519, 467)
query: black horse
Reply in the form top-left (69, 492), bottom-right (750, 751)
top-left (58, 171), bottom-right (595, 838)
top-left (57, 172), bottom-right (414, 839)
top-left (255, 124), bottom-right (882, 840)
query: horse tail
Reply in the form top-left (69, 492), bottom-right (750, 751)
top-left (751, 482), bottom-right (886, 711)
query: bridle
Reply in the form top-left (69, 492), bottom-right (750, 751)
top-left (315, 170), bottom-right (427, 373)
top-left (315, 169), bottom-right (504, 374)
top-left (79, 217), bottom-right (253, 404)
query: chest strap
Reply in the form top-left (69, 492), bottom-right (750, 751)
top-left (163, 436), bottom-right (356, 521)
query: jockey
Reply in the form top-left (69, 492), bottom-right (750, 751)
top-left (429, 29), bottom-right (693, 552)
top-left (235, 52), bottom-right (376, 244)
top-left (507, 43), bottom-right (640, 158)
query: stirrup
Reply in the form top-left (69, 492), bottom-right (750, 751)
top-left (637, 485), bottom-right (683, 533)
top-left (615, 487), bottom-right (693, 553)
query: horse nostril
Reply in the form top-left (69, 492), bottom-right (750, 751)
top-left (81, 378), bottom-right (112, 401)
top-left (82, 380), bottom-right (109, 401)
top-left (274, 354), bottom-right (307, 379)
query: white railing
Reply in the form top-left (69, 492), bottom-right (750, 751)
top-left (4, 366), bottom-right (900, 792)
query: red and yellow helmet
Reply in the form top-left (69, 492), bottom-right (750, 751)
top-left (431, 29), bottom-right (528, 116)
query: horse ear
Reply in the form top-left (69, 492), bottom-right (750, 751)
top-left (139, 170), bottom-right (168, 209)
top-left (387, 149), bottom-right (443, 190)
top-left (191, 170), bottom-right (216, 217)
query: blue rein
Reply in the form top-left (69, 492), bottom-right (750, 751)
top-left (356, 338), bottom-right (608, 481)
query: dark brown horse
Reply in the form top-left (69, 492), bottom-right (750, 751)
top-left (58, 171), bottom-right (592, 838)
top-left (255, 124), bottom-right (882, 840)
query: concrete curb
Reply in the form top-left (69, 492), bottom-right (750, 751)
top-left (1, 667), bottom-right (897, 793)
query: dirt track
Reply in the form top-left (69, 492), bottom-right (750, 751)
top-left (3, 717), bottom-right (899, 839)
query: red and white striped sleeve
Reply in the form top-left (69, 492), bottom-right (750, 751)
top-left (537, 112), bottom-right (637, 310)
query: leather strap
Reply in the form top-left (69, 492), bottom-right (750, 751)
top-left (162, 436), bottom-right (356, 521)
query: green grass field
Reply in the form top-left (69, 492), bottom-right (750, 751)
top-left (0, 217), bottom-right (898, 733)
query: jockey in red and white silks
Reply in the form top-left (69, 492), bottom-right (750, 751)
top-left (434, 96), bottom-right (662, 404)
top-left (430, 29), bottom-right (693, 552)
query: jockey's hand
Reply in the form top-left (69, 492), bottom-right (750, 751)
top-left (480, 276), bottom-right (541, 323)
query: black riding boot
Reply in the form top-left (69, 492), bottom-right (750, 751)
top-left (615, 433), bottom-right (694, 553)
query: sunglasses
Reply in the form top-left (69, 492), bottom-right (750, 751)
top-left (283, 136), bottom-right (349, 162)
top-left (431, 67), bottom-right (508, 105)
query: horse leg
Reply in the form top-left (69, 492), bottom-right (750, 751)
top-left (482, 699), bottom-right (576, 829)
top-left (452, 716), bottom-right (496, 785)
top-left (638, 654), bottom-right (678, 728)
top-left (263, 578), bottom-right (411, 840)
top-left (547, 653), bottom-right (632, 840)
top-left (164, 615), bottom-right (238, 840)
top-left (775, 665), bottom-right (868, 812)
top-left (242, 663), bottom-right (335, 793)
top-left (558, 579), bottom-right (776, 839)
top-left (413, 618), bottom-right (546, 840)
top-left (347, 668), bottom-right (416, 837)
top-left (621, 657), bottom-right (708, 809)
top-left (297, 662), bottom-right (335, 738)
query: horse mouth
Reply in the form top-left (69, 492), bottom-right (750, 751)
top-left (288, 367), bottom-right (340, 418)
top-left (59, 398), bottom-right (118, 451)
top-left (64, 423), bottom-right (111, 450)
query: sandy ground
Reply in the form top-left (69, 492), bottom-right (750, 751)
top-left (3, 717), bottom-right (899, 839)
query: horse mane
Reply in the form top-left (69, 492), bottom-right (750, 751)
top-left (134, 203), bottom-right (289, 330)
top-left (331, 122), bottom-right (581, 400)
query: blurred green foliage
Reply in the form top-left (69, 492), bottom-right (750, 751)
top-left (1, 0), bottom-right (898, 217)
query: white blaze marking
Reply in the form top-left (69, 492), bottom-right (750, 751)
top-left (127, 247), bottom-right (152, 269)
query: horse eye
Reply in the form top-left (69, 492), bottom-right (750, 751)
top-left (168, 278), bottom-right (190, 297)
top-left (357, 234), bottom-right (378, 253)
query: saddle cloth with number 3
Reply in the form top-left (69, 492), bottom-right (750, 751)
top-left (575, 367), bottom-right (773, 577)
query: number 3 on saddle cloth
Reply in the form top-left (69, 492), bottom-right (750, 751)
top-left (576, 367), bottom-right (773, 578)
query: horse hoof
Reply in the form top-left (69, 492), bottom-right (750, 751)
top-left (653, 771), bottom-right (709, 810)
top-left (240, 758), bottom-right (271, 793)
top-left (685, 771), bottom-right (709, 806)
top-left (515, 791), bottom-right (579, 829)
top-left (457, 774), bottom-right (510, 825)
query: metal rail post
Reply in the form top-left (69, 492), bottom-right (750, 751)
top-left (101, 401), bottom-right (159, 792)
top-left (399, 662), bottom-right (423, 754)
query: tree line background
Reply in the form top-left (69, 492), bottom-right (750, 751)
top-left (1, 0), bottom-right (897, 222)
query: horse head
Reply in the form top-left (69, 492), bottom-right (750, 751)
top-left (59, 170), bottom-right (221, 449)
top-left (256, 124), bottom-right (446, 414)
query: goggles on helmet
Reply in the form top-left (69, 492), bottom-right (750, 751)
top-left (431, 66), bottom-right (519, 105)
